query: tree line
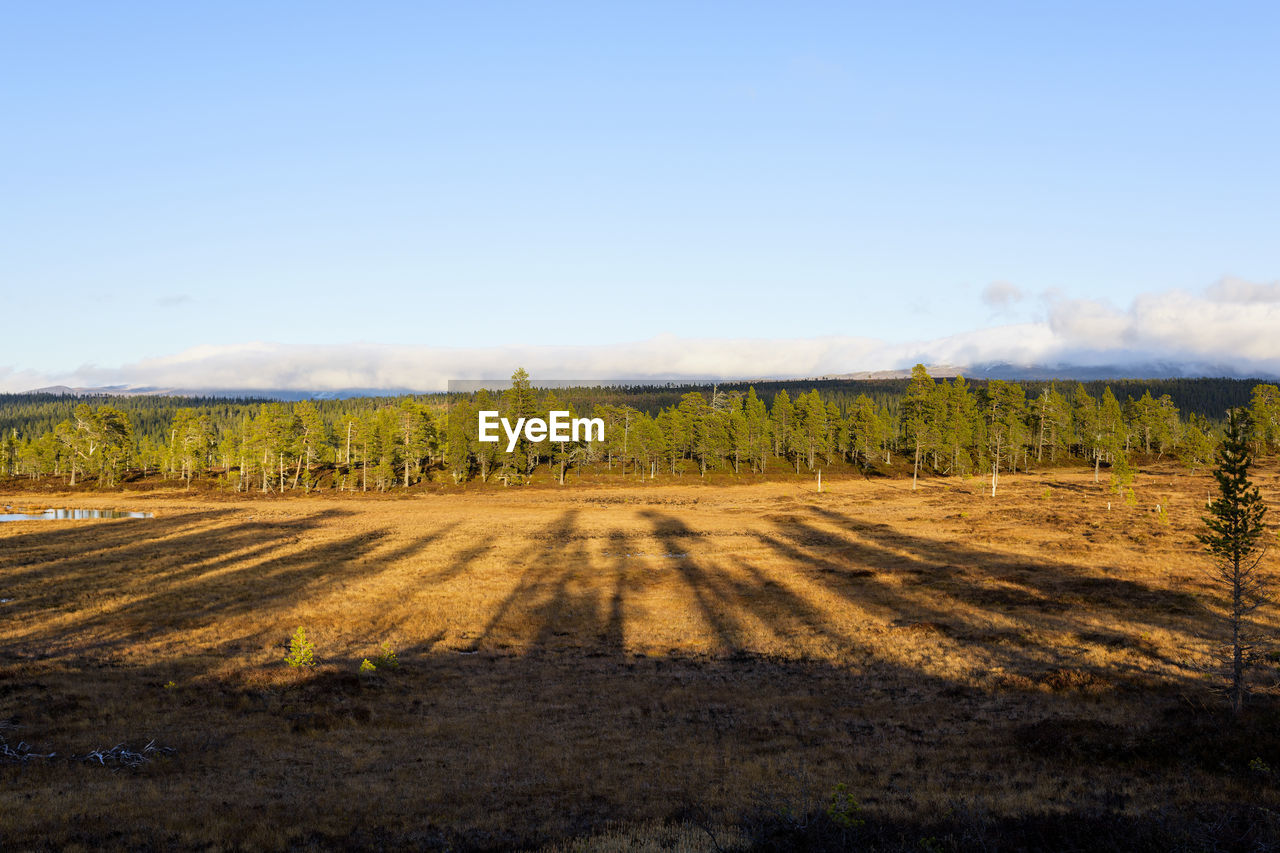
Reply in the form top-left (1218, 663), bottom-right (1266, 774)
top-left (3, 368), bottom-right (1280, 491)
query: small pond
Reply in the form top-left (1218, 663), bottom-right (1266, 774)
top-left (0, 508), bottom-right (153, 522)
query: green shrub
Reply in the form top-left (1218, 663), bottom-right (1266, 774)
top-left (824, 783), bottom-right (864, 829)
top-left (285, 626), bottom-right (316, 668)
top-left (372, 641), bottom-right (399, 670)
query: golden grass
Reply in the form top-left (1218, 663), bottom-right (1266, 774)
top-left (2, 463), bottom-right (1279, 849)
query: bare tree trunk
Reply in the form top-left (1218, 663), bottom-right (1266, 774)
top-left (991, 437), bottom-right (1001, 497)
top-left (1230, 554), bottom-right (1246, 715)
top-left (1231, 593), bottom-right (1244, 716)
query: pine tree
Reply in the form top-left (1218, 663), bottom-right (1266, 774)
top-left (1109, 446), bottom-right (1134, 495)
top-left (942, 377), bottom-right (976, 475)
top-left (396, 399), bottom-right (431, 488)
top-left (743, 388), bottom-right (769, 473)
top-left (824, 401), bottom-right (844, 467)
top-left (501, 368), bottom-right (539, 483)
top-left (171, 409), bottom-right (213, 490)
top-left (849, 395), bottom-right (882, 469)
top-left (983, 380), bottom-right (1025, 496)
top-left (1131, 390), bottom-right (1159, 454)
top-left (544, 393), bottom-right (579, 484)
top-left (901, 364), bottom-right (937, 490)
top-left (1249, 384), bottom-right (1280, 456)
top-left (1072, 384), bottom-right (1104, 482)
top-left (1046, 386), bottom-right (1074, 462)
top-left (677, 392), bottom-right (712, 475)
top-left (294, 401), bottom-right (328, 490)
top-left (793, 390), bottom-right (827, 472)
top-left (1099, 387), bottom-right (1126, 456)
top-left (1198, 409), bottom-right (1270, 715)
top-left (472, 389), bottom-right (500, 483)
top-left (635, 413), bottom-right (665, 479)
top-left (770, 389), bottom-right (794, 461)
top-left (1152, 394), bottom-right (1182, 457)
top-left (445, 395), bottom-right (477, 484)
top-left (1178, 414), bottom-right (1216, 474)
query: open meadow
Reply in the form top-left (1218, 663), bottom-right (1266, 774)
top-left (3, 465), bottom-right (1280, 850)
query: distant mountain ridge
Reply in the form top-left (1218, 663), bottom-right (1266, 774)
top-left (21, 361), bottom-right (1279, 400)
top-left (23, 385), bottom-right (417, 401)
top-left (818, 361), bottom-right (1276, 382)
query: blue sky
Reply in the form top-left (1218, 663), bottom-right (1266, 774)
top-left (3, 2), bottom-right (1279, 389)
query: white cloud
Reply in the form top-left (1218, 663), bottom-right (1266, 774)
top-left (981, 281), bottom-right (1025, 309)
top-left (6, 278), bottom-right (1280, 392)
top-left (1205, 276), bottom-right (1280, 304)
top-left (1045, 297), bottom-right (1129, 349)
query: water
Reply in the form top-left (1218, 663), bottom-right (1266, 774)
top-left (0, 508), bottom-right (153, 522)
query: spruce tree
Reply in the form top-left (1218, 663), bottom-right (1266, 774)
top-left (1198, 409), bottom-right (1270, 715)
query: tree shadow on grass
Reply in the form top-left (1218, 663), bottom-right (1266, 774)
top-left (0, 510), bottom-right (461, 660)
top-left (2, 499), bottom-right (1278, 849)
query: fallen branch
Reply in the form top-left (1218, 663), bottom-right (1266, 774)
top-left (77, 739), bottom-right (175, 770)
top-left (1, 722), bottom-right (173, 770)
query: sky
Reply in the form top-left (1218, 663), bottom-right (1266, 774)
top-left (3, 2), bottom-right (1279, 391)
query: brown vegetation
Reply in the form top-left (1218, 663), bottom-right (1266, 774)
top-left (2, 464), bottom-right (1280, 850)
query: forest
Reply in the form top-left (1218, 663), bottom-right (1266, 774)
top-left (1, 369), bottom-right (1278, 493)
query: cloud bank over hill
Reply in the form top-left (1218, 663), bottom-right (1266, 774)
top-left (4, 280), bottom-right (1279, 393)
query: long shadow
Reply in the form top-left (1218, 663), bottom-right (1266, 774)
top-left (0, 509), bottom-right (459, 660)
top-left (0, 509), bottom-right (239, 582)
top-left (804, 504), bottom-right (1207, 622)
top-left (4, 498), bottom-right (1275, 849)
top-left (2, 510), bottom-right (349, 611)
top-left (466, 509), bottom-right (583, 651)
top-left (2, 495), bottom-right (1227, 690)
top-left (466, 510), bottom-right (629, 658)
top-left (754, 505), bottom-right (1225, 683)
top-left (638, 508), bottom-right (866, 656)
top-left (410, 510), bottom-right (639, 660)
top-left (638, 510), bottom-right (751, 651)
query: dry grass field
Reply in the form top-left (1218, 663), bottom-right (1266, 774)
top-left (3, 464), bottom-right (1280, 850)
